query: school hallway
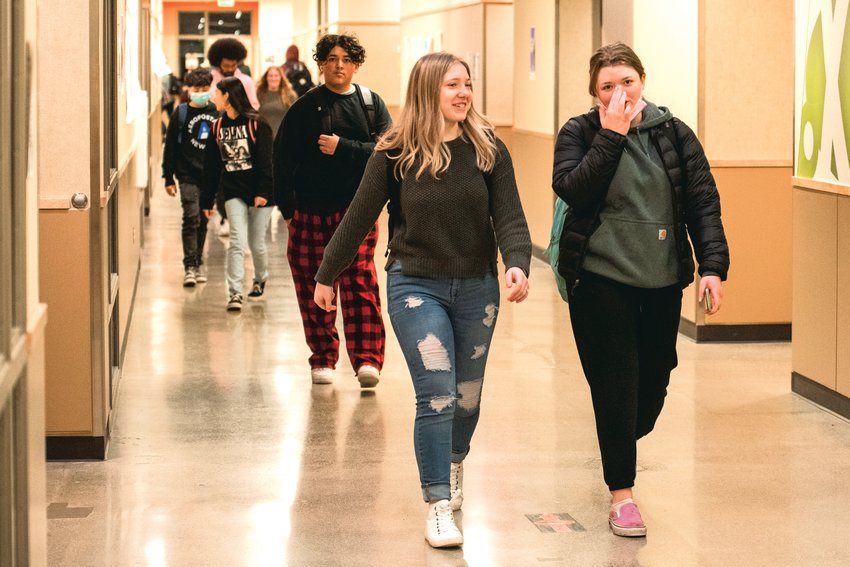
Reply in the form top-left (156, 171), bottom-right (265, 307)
top-left (44, 191), bottom-right (850, 567)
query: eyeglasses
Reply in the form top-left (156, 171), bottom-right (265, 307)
top-left (323, 55), bottom-right (356, 66)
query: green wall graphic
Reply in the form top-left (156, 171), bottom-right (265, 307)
top-left (841, 6), bottom-right (850, 173)
top-left (797, 14), bottom-right (825, 179)
top-left (796, 1), bottom-right (850, 185)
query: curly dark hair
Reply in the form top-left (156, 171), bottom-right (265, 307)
top-left (313, 34), bottom-right (366, 64)
top-left (183, 68), bottom-right (212, 88)
top-left (207, 38), bottom-right (248, 67)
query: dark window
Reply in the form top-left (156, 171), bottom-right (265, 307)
top-left (208, 11), bottom-right (251, 35)
top-left (179, 39), bottom-right (206, 78)
top-left (178, 12), bottom-right (205, 35)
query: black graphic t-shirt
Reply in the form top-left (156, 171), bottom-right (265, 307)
top-left (201, 113), bottom-right (274, 209)
top-left (162, 102), bottom-right (219, 185)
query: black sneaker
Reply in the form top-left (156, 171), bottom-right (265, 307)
top-left (248, 281), bottom-right (266, 298)
top-left (226, 294), bottom-right (243, 311)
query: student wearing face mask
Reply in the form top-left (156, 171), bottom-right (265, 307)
top-left (162, 68), bottom-right (220, 287)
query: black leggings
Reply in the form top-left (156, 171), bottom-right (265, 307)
top-left (569, 272), bottom-right (682, 491)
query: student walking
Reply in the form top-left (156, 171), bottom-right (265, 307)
top-left (274, 34), bottom-right (392, 387)
top-left (161, 68), bottom-right (219, 286)
top-left (314, 52), bottom-right (531, 548)
top-left (256, 66), bottom-right (297, 139)
top-left (552, 42), bottom-right (730, 537)
top-left (202, 76), bottom-right (275, 312)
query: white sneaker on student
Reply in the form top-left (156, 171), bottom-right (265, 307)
top-left (356, 364), bottom-right (380, 388)
top-left (425, 499), bottom-right (463, 548)
top-left (311, 368), bottom-right (333, 385)
top-left (450, 462), bottom-right (464, 511)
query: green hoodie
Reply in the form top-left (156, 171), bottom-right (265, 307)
top-left (583, 101), bottom-right (680, 288)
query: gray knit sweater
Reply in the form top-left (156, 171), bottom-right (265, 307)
top-left (315, 136), bottom-right (531, 285)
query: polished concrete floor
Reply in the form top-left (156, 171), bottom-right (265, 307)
top-left (46, 191), bottom-right (850, 567)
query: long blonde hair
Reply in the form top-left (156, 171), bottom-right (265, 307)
top-left (376, 52), bottom-right (495, 180)
top-left (256, 66), bottom-right (297, 110)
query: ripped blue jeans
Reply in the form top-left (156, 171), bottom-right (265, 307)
top-left (387, 262), bottom-right (500, 502)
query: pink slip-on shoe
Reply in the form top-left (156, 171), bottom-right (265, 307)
top-left (609, 499), bottom-right (647, 537)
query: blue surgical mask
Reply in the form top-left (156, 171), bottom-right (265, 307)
top-left (190, 91), bottom-right (211, 106)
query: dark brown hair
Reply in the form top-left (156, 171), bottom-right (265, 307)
top-left (588, 42), bottom-right (645, 97)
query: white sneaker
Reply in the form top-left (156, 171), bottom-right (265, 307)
top-left (425, 500), bottom-right (463, 548)
top-left (356, 364), bottom-right (380, 388)
top-left (311, 368), bottom-right (333, 385)
top-left (218, 219), bottom-right (230, 237)
top-left (450, 462), bottom-right (464, 511)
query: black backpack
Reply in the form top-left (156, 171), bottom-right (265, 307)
top-left (286, 62), bottom-right (315, 98)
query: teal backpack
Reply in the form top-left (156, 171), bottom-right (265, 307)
top-left (545, 197), bottom-right (571, 302)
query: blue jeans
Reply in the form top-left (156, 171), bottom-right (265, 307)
top-left (387, 262), bottom-right (500, 502)
top-left (224, 198), bottom-right (273, 296)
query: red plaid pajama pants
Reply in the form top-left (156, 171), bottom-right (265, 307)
top-left (287, 208), bottom-right (385, 371)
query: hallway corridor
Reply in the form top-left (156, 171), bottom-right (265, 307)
top-left (46, 191), bottom-right (850, 566)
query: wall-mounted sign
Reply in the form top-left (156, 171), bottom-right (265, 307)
top-left (795, 0), bottom-right (850, 186)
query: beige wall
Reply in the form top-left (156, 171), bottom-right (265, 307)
top-left (632, 0), bottom-right (697, 127)
top-left (484, 3), bottom-right (514, 125)
top-left (703, 0), bottom-right (793, 161)
top-left (512, 0), bottom-right (555, 250)
top-left (792, 188), bottom-right (837, 388)
top-left (24, 0), bottom-right (47, 558)
top-left (838, 197), bottom-right (850, 397)
top-left (557, 0), bottom-right (596, 128)
top-left (691, 0), bottom-right (794, 329)
top-left (707, 167), bottom-right (793, 325)
top-left (259, 0), bottom-right (294, 67)
top-left (400, 2), bottom-right (485, 110)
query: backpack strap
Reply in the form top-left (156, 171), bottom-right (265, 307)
top-left (213, 117), bottom-right (222, 142)
top-left (176, 102), bottom-right (188, 144)
top-left (305, 87), bottom-right (333, 134)
top-left (354, 84), bottom-right (377, 140)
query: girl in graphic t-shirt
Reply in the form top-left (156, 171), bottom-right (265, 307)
top-left (202, 76), bottom-right (275, 312)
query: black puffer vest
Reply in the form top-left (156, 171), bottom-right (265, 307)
top-left (551, 109), bottom-right (729, 297)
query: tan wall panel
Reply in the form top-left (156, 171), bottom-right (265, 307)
top-left (792, 188), bottom-right (837, 388)
top-left (838, 196), bottom-right (850, 397)
top-left (399, 5), bottom-right (484, 110)
top-left (509, 131), bottom-right (555, 250)
top-left (701, 167), bottom-right (792, 325)
top-left (37, 0), bottom-right (91, 202)
top-left (681, 279), bottom-right (697, 324)
top-left (514, 0), bottom-right (555, 134)
top-left (557, 0), bottom-right (595, 128)
top-left (40, 210), bottom-right (94, 434)
top-left (25, 307), bottom-right (48, 565)
top-left (337, 24), bottom-right (402, 107)
top-left (118, 163), bottom-right (144, 348)
top-left (703, 0), bottom-right (794, 161)
top-left (484, 3), bottom-right (514, 125)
